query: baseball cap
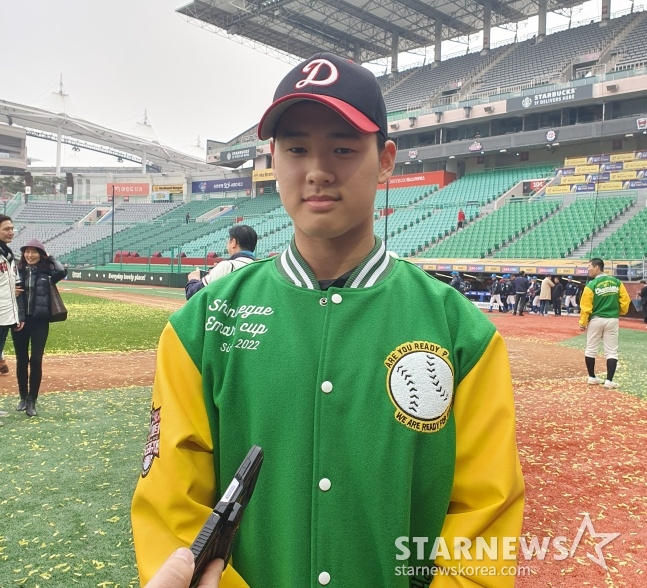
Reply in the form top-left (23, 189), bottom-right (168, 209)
top-left (451, 270), bottom-right (459, 275)
top-left (491, 273), bottom-right (497, 278)
top-left (567, 275), bottom-right (573, 279)
top-left (258, 52), bottom-right (388, 141)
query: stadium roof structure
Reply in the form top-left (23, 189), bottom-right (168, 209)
top-left (0, 99), bottom-right (211, 174)
top-left (176, 0), bottom-right (583, 65)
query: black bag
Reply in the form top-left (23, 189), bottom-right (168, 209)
top-left (49, 279), bottom-right (68, 322)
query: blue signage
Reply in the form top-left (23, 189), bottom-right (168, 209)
top-left (191, 177), bottom-right (252, 194)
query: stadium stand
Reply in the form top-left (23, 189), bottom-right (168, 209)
top-left (424, 165), bottom-right (554, 208)
top-left (422, 200), bottom-right (559, 258)
top-left (12, 224), bottom-right (72, 252)
top-left (105, 202), bottom-right (181, 223)
top-left (591, 206), bottom-right (647, 259)
top-left (382, 48), bottom-right (506, 113)
top-left (610, 11), bottom-right (647, 70)
top-left (378, 205), bottom-right (480, 257)
top-left (374, 185), bottom-right (438, 208)
top-left (495, 195), bottom-right (634, 258)
top-left (13, 202), bottom-right (96, 223)
top-left (157, 198), bottom-right (248, 223)
top-left (471, 15), bottom-right (630, 92)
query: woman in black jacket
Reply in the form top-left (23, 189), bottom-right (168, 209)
top-left (12, 239), bottom-right (67, 417)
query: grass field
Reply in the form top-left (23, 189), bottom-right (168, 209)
top-left (0, 287), bottom-right (645, 587)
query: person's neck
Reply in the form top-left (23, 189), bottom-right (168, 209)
top-left (294, 229), bottom-right (375, 281)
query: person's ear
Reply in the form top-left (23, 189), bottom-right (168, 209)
top-left (378, 140), bottom-right (396, 185)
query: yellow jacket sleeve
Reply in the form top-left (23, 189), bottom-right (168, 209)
top-left (130, 323), bottom-right (249, 588)
top-left (619, 283), bottom-right (631, 316)
top-left (433, 332), bottom-right (525, 587)
top-left (579, 287), bottom-right (594, 327)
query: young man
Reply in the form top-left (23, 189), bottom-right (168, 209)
top-left (579, 258), bottom-right (630, 388)
top-left (563, 276), bottom-right (579, 314)
top-left (131, 53), bottom-right (524, 587)
top-left (512, 271), bottom-right (530, 316)
top-left (185, 225), bottom-right (257, 300)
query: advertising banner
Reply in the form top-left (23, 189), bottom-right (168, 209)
top-left (564, 157), bottom-right (587, 166)
top-left (610, 152), bottom-right (639, 162)
top-left (572, 183), bottom-right (596, 192)
top-left (191, 177), bottom-right (252, 194)
top-left (379, 171), bottom-right (455, 189)
top-left (622, 179), bottom-right (647, 189)
top-left (152, 184), bottom-right (184, 194)
top-left (507, 85), bottom-right (593, 112)
top-left (558, 167), bottom-right (575, 176)
top-left (252, 169), bottom-right (275, 182)
top-left (107, 182), bottom-right (150, 196)
top-left (597, 181), bottom-right (624, 191)
top-left (546, 185), bottom-right (571, 194)
top-left (584, 173), bottom-right (610, 183)
top-left (610, 171), bottom-right (637, 181)
top-left (218, 146), bottom-right (257, 164)
top-left (560, 175), bottom-right (586, 185)
top-left (622, 160), bottom-right (647, 171)
top-left (574, 165), bottom-right (600, 174)
top-left (599, 162), bottom-right (625, 172)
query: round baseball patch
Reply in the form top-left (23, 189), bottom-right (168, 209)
top-left (385, 342), bottom-right (454, 433)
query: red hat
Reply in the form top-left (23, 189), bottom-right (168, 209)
top-left (20, 239), bottom-right (48, 257)
top-left (258, 53), bottom-right (387, 141)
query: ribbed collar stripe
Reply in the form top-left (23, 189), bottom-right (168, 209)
top-left (348, 239), bottom-right (387, 288)
top-left (364, 249), bottom-right (392, 288)
top-left (275, 236), bottom-right (392, 290)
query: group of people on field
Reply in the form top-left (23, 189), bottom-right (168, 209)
top-left (0, 214), bottom-right (67, 425)
top-left (488, 271), bottom-right (582, 315)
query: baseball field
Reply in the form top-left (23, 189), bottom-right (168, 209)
top-left (0, 281), bottom-right (645, 587)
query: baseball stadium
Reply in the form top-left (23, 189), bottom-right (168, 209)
top-left (1, 0), bottom-right (646, 586)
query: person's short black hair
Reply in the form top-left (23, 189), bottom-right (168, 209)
top-left (229, 225), bottom-right (258, 252)
top-left (0, 214), bottom-right (13, 225)
top-left (590, 258), bottom-right (604, 271)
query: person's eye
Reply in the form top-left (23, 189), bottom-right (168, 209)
top-left (287, 147), bottom-right (307, 154)
top-left (334, 147), bottom-right (355, 155)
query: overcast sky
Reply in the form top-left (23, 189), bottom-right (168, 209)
top-left (0, 0), bottom-right (631, 168)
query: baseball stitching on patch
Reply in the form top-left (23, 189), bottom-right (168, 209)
top-left (389, 351), bottom-right (453, 420)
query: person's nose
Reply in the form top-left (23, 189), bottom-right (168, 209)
top-left (306, 156), bottom-right (335, 186)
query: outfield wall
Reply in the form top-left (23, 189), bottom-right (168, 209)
top-left (67, 268), bottom-right (188, 288)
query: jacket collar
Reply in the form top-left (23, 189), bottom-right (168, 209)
top-left (275, 236), bottom-right (395, 290)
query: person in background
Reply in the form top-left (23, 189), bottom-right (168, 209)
top-left (0, 214), bottom-right (22, 382)
top-left (579, 258), bottom-right (630, 388)
top-left (457, 208), bottom-right (465, 229)
top-left (539, 274), bottom-right (554, 316)
top-left (638, 279), bottom-right (647, 327)
top-left (12, 239), bottom-right (67, 417)
top-left (563, 276), bottom-right (579, 314)
top-left (512, 271), bottom-right (530, 316)
top-left (488, 274), bottom-right (503, 313)
top-left (552, 276), bottom-right (564, 316)
top-left (185, 225), bottom-right (257, 300)
top-left (449, 270), bottom-right (464, 292)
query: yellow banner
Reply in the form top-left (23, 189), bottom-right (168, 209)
top-left (622, 160), bottom-right (647, 171)
top-left (610, 152), bottom-right (636, 162)
top-left (574, 165), bottom-right (600, 174)
top-left (564, 157), bottom-right (588, 166)
top-left (560, 175), bottom-right (586, 185)
top-left (152, 184), bottom-right (184, 193)
top-left (610, 171), bottom-right (637, 181)
top-left (252, 169), bottom-right (275, 182)
top-left (598, 181), bottom-right (624, 191)
top-left (546, 185), bottom-right (571, 194)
